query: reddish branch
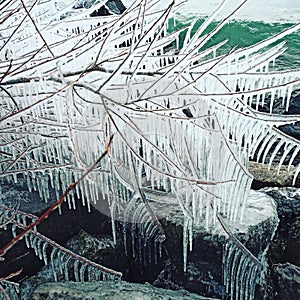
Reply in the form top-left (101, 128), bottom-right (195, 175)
top-left (0, 269), bottom-right (23, 282)
top-left (0, 269), bottom-right (22, 300)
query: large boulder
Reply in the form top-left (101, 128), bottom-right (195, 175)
top-left (158, 190), bottom-right (279, 299)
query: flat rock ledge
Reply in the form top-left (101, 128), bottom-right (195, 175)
top-left (31, 281), bottom-right (218, 300)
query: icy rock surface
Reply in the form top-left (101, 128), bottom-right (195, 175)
top-left (31, 281), bottom-right (218, 300)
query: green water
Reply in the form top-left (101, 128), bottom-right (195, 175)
top-left (168, 17), bottom-right (300, 70)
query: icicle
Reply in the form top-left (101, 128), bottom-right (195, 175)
top-left (148, 241), bottom-right (152, 264)
top-left (57, 251), bottom-right (66, 275)
top-left (24, 233), bottom-right (30, 248)
top-left (123, 223), bottom-right (128, 256)
top-left (74, 260), bottom-right (80, 282)
top-left (288, 147), bottom-right (300, 172)
top-left (159, 239), bottom-right (163, 258)
top-left (87, 266), bottom-right (94, 282)
top-left (293, 164), bottom-right (300, 186)
top-left (131, 224), bottom-right (136, 259)
top-left (286, 85), bottom-right (293, 111)
top-left (268, 139), bottom-right (285, 170)
top-left (182, 218), bottom-right (188, 272)
top-left (138, 234), bottom-right (142, 265)
top-left (192, 189), bottom-right (196, 220)
top-left (12, 224), bottom-right (17, 237)
top-left (50, 248), bottom-right (58, 281)
top-left (235, 253), bottom-right (247, 300)
top-left (63, 257), bottom-right (72, 281)
top-left (42, 242), bottom-right (48, 265)
top-left (110, 201), bottom-right (117, 245)
top-left (243, 264), bottom-right (255, 300)
top-left (154, 240), bottom-right (158, 265)
top-left (205, 196), bottom-right (210, 230)
top-left (36, 238), bottom-right (43, 260)
top-left (188, 221), bottom-right (193, 252)
top-left (79, 263), bottom-right (87, 282)
top-left (224, 241), bottom-right (235, 294)
top-left (230, 249), bottom-right (241, 297)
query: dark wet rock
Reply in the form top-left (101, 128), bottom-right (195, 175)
top-left (255, 89), bottom-right (300, 115)
top-left (278, 121), bottom-right (300, 140)
top-left (65, 230), bottom-right (133, 280)
top-left (288, 217), bottom-right (300, 266)
top-left (260, 269), bottom-right (278, 300)
top-left (258, 188), bottom-right (300, 299)
top-left (106, 0), bottom-right (126, 14)
top-left (31, 281), bottom-right (218, 300)
top-left (0, 183), bottom-right (283, 299)
top-left (153, 260), bottom-right (182, 290)
top-left (289, 216), bottom-right (300, 242)
top-left (268, 236), bottom-right (288, 264)
top-left (272, 263), bottom-right (300, 300)
top-left (260, 187), bottom-right (300, 266)
top-left (259, 187), bottom-right (300, 235)
top-left (66, 230), bottom-right (115, 257)
top-left (88, 0), bottom-right (126, 16)
top-left (285, 89), bottom-right (300, 115)
top-left (18, 189), bottom-right (279, 299)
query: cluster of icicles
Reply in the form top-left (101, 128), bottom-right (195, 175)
top-left (223, 239), bottom-right (264, 300)
top-left (0, 205), bottom-right (122, 282)
top-left (1, 0), bottom-right (300, 299)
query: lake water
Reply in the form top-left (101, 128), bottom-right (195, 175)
top-left (123, 0), bottom-right (300, 23)
top-left (122, 0), bottom-right (300, 69)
